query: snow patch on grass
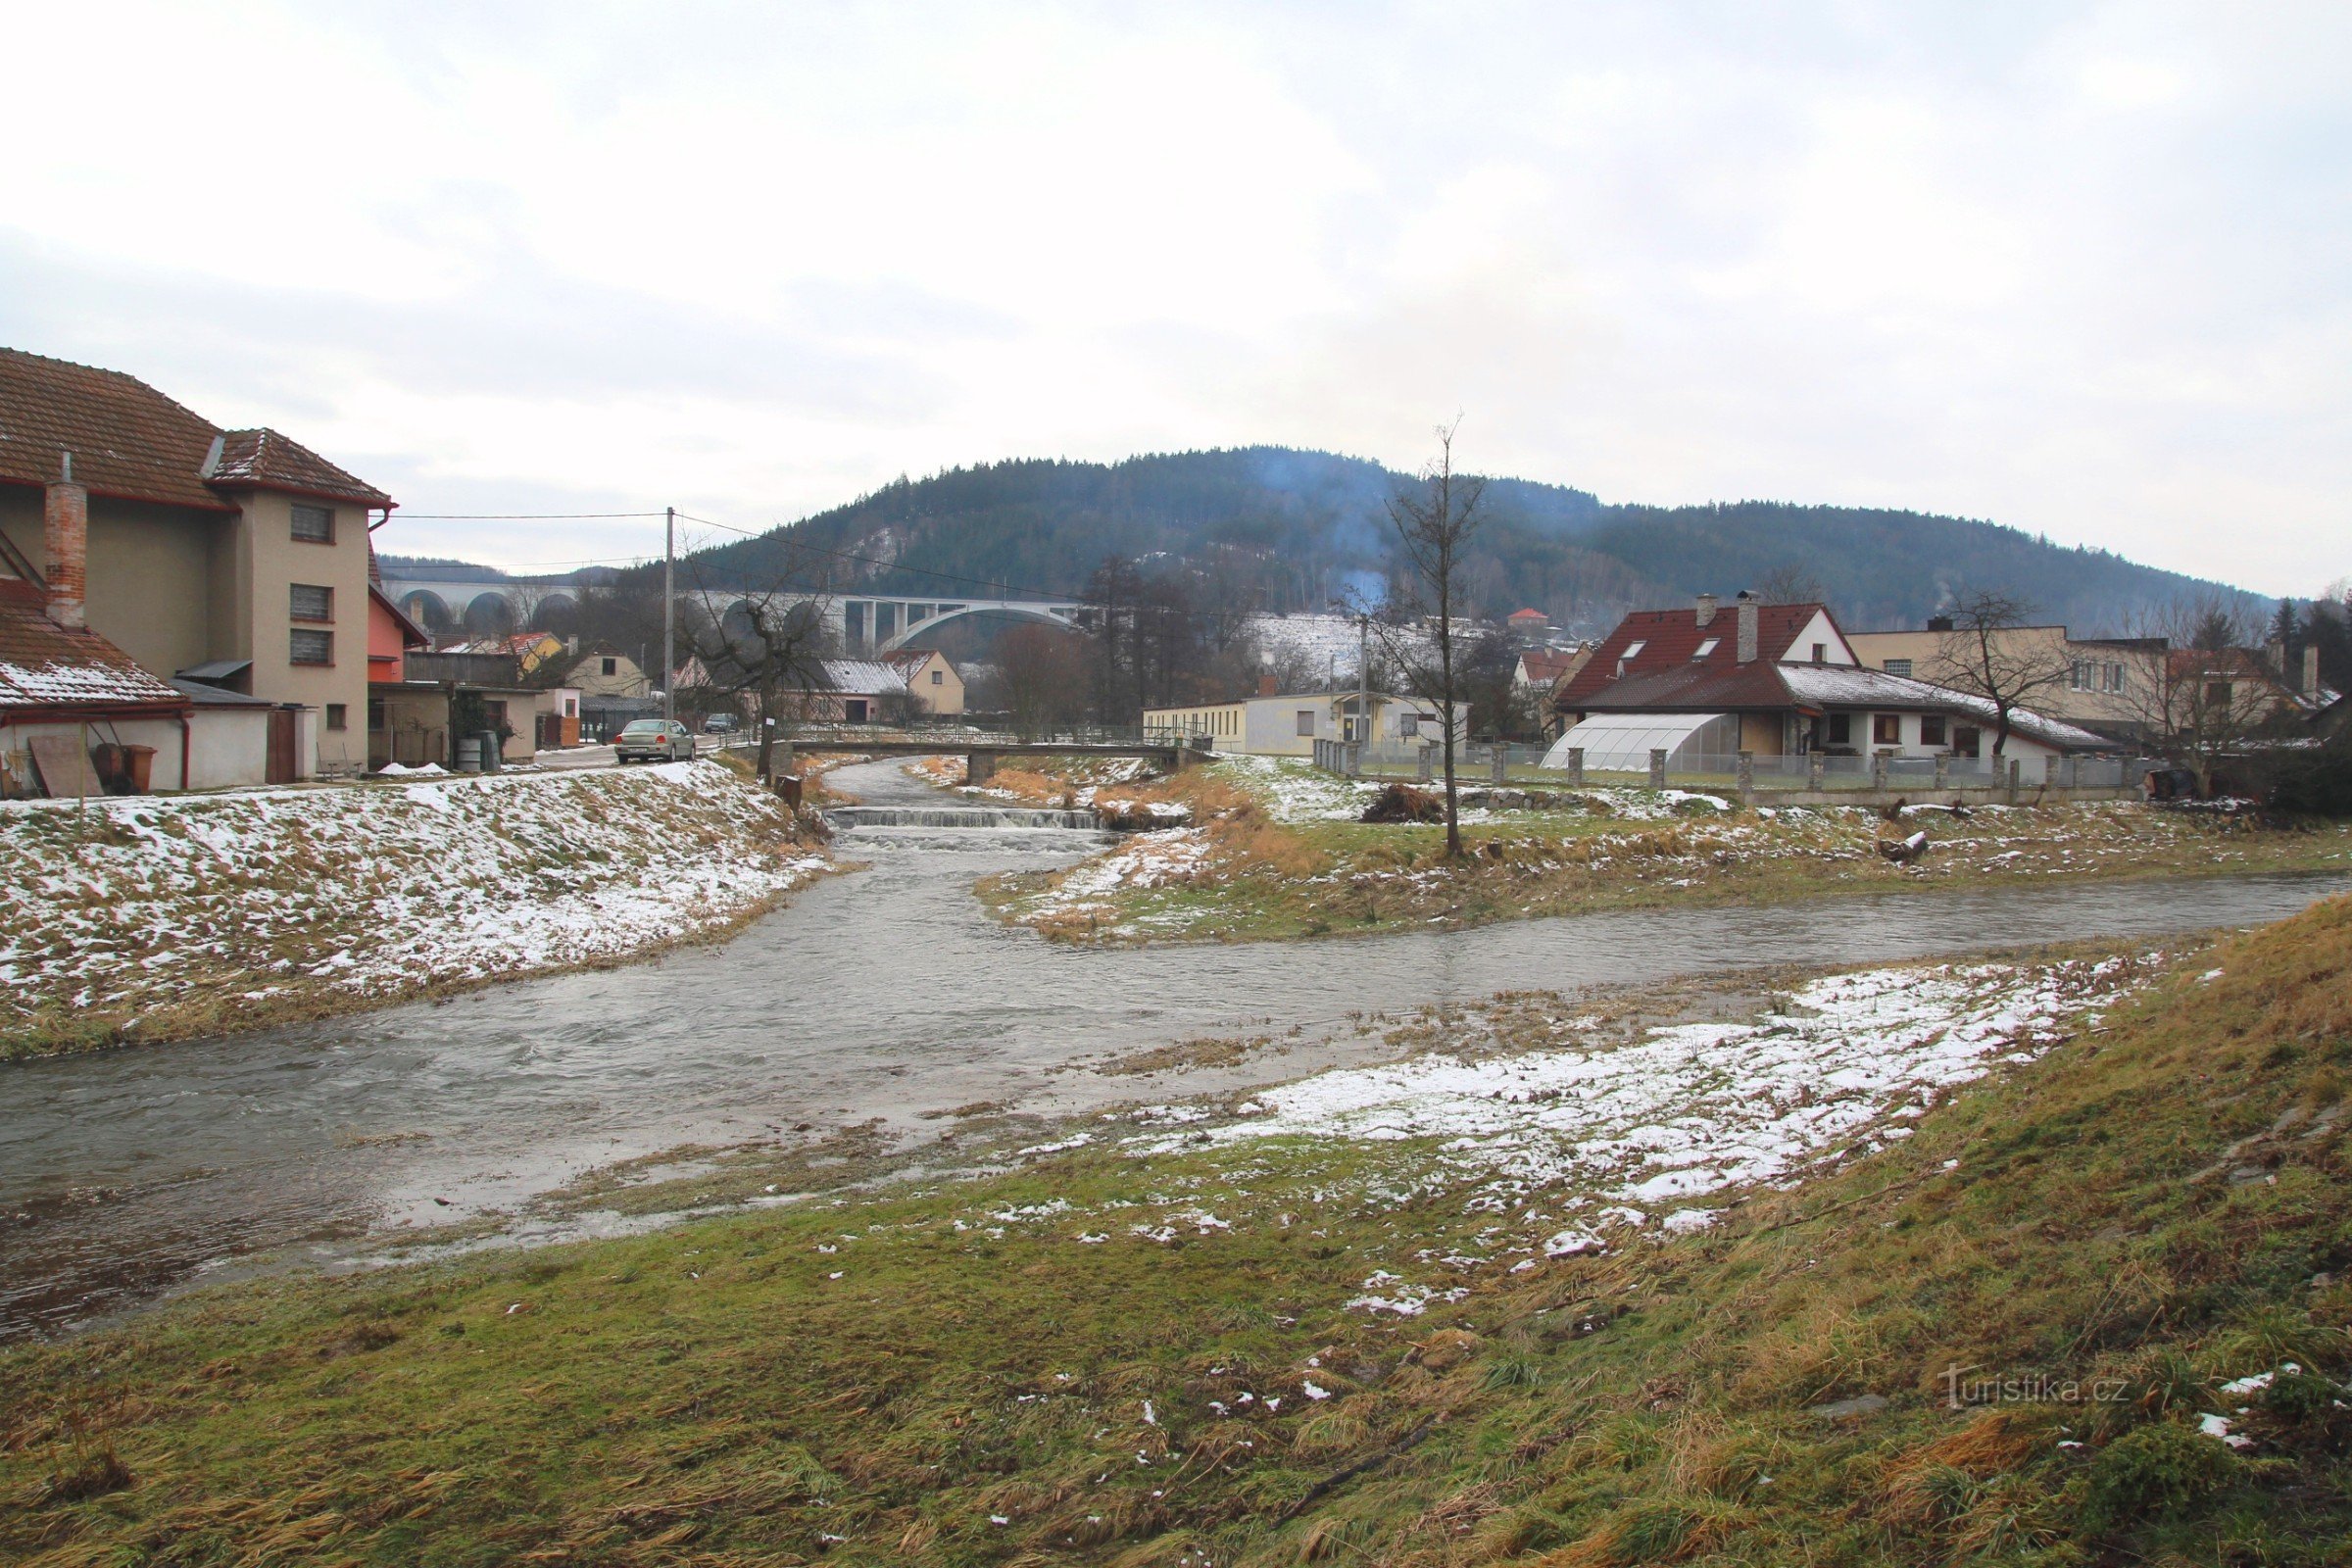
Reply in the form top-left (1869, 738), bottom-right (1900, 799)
top-left (1164, 958), bottom-right (2135, 1215)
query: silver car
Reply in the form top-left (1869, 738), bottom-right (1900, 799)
top-left (614, 718), bottom-right (695, 763)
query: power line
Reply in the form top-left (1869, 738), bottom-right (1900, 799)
top-left (395, 510), bottom-right (667, 520)
top-left (673, 511), bottom-right (1085, 603)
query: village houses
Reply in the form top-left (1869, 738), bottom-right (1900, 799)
top-left (0, 348), bottom-right (403, 786)
top-left (1546, 592), bottom-right (2117, 775)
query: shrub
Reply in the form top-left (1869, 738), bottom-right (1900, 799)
top-left (2081, 1420), bottom-right (2237, 1530)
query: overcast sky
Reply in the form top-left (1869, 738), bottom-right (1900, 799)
top-left (3, 2), bottom-right (2344, 596)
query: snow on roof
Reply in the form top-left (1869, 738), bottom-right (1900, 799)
top-left (0, 594), bottom-right (188, 710)
top-left (819, 659), bottom-right (909, 695)
top-left (1778, 663), bottom-right (2118, 749)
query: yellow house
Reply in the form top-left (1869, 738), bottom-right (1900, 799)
top-left (0, 348), bottom-right (395, 778)
top-left (1845, 619), bottom-right (2162, 738)
top-left (885, 647), bottom-right (964, 716)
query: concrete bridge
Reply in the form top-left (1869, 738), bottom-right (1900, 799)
top-left (834, 595), bottom-right (1087, 653)
top-left (381, 566), bottom-right (1088, 653)
top-left (378, 567), bottom-right (590, 634)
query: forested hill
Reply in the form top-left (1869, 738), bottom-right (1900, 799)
top-left (690, 447), bottom-right (2257, 636)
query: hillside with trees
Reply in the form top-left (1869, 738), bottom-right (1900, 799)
top-left (686, 447), bottom-right (2264, 638)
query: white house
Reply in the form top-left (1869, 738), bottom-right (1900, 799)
top-left (1146, 687), bottom-right (1466, 758)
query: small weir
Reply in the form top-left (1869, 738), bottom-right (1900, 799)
top-left (825, 805), bottom-right (1102, 830)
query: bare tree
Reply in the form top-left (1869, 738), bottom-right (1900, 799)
top-left (682, 551), bottom-right (835, 779)
top-left (999, 623), bottom-right (1091, 741)
top-left (1928, 590), bottom-right (2073, 757)
top-left (2114, 596), bottom-right (2297, 796)
top-left (1755, 564), bottom-right (1828, 606)
top-left (1352, 421), bottom-right (1486, 858)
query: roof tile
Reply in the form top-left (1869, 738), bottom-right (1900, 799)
top-left (0, 347), bottom-right (389, 511)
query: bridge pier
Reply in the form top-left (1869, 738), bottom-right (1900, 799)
top-left (967, 751), bottom-right (997, 785)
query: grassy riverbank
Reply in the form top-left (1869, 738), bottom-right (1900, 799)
top-left (0, 760), bottom-right (829, 1060)
top-left (981, 757), bottom-right (2352, 944)
top-left (7, 899), bottom-right (2351, 1564)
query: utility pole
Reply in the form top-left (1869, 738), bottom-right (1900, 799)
top-left (662, 506), bottom-right (675, 723)
top-left (1356, 612), bottom-right (1370, 755)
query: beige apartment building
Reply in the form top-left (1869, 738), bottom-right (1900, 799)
top-left (1845, 619), bottom-right (2157, 740)
top-left (0, 350), bottom-right (394, 777)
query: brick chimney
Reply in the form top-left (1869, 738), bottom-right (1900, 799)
top-left (44, 452), bottom-right (87, 630)
top-left (2306, 645), bottom-right (2322, 696)
top-left (1736, 590), bottom-right (1759, 663)
top-left (1693, 592), bottom-right (1718, 628)
top-left (1258, 672), bottom-right (1278, 697)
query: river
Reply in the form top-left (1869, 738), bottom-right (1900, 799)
top-left (2, 757), bottom-right (2345, 1342)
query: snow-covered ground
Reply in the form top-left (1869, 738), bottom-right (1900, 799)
top-left (970, 954), bottom-right (2148, 1317)
top-left (2, 760), bottom-right (825, 1052)
top-left (1246, 612), bottom-right (1431, 681)
top-left (1216, 756), bottom-right (1730, 824)
top-left (1180, 957), bottom-right (2127, 1222)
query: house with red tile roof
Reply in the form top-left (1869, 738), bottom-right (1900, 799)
top-left (1547, 592), bottom-right (2118, 773)
top-left (0, 347), bottom-right (397, 780)
top-left (0, 523), bottom-right (200, 796)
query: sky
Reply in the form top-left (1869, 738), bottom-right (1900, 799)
top-left (2, 1), bottom-right (2345, 596)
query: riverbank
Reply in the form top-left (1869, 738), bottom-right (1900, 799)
top-left (983, 756), bottom-right (2352, 944)
top-left (6, 898), bottom-right (2348, 1563)
top-left (0, 760), bottom-right (828, 1060)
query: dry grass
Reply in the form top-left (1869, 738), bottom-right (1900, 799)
top-left (9, 901), bottom-right (2352, 1564)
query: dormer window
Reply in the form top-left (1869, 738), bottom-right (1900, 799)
top-left (1692, 638), bottom-right (1719, 660)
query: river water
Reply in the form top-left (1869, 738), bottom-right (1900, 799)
top-left (3, 758), bottom-right (2345, 1342)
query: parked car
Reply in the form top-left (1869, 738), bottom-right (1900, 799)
top-left (703, 713), bottom-right (739, 734)
top-left (614, 718), bottom-right (696, 762)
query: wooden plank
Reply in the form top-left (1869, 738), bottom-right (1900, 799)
top-left (27, 733), bottom-right (103, 799)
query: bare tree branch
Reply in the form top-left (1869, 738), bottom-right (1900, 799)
top-left (1346, 420), bottom-right (1485, 858)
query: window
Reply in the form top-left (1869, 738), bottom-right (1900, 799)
top-left (2104, 662), bottom-right (2125, 694)
top-left (367, 698), bottom-right (386, 730)
top-left (930, 669), bottom-right (943, 685)
top-left (1691, 638), bottom-right (1719, 660)
top-left (1621, 640), bottom-right (1646, 660)
top-left (601, 657), bottom-right (618, 677)
top-left (1920, 714), bottom-right (1947, 746)
top-left (1873, 713), bottom-right (1902, 746)
top-left (1952, 725), bottom-right (1982, 758)
top-left (2205, 680), bottom-right (2233, 708)
top-left (1297, 710), bottom-right (1316, 736)
top-left (289, 583), bottom-right (333, 621)
top-left (289, 628), bottom-right (332, 664)
top-left (290, 504), bottom-right (334, 543)
top-left (324, 703), bottom-right (348, 731)
top-left (1397, 712), bottom-right (1419, 737)
top-left (1812, 643), bottom-right (1827, 664)
top-left (1827, 713), bottom-right (1851, 746)
top-left (1885, 658), bottom-right (1913, 677)
top-left (2070, 660), bottom-right (2091, 692)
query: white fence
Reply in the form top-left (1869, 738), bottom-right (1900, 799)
top-left (1308, 739), bottom-right (2150, 794)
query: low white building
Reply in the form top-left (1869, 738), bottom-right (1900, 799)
top-left (1146, 689), bottom-right (1465, 758)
